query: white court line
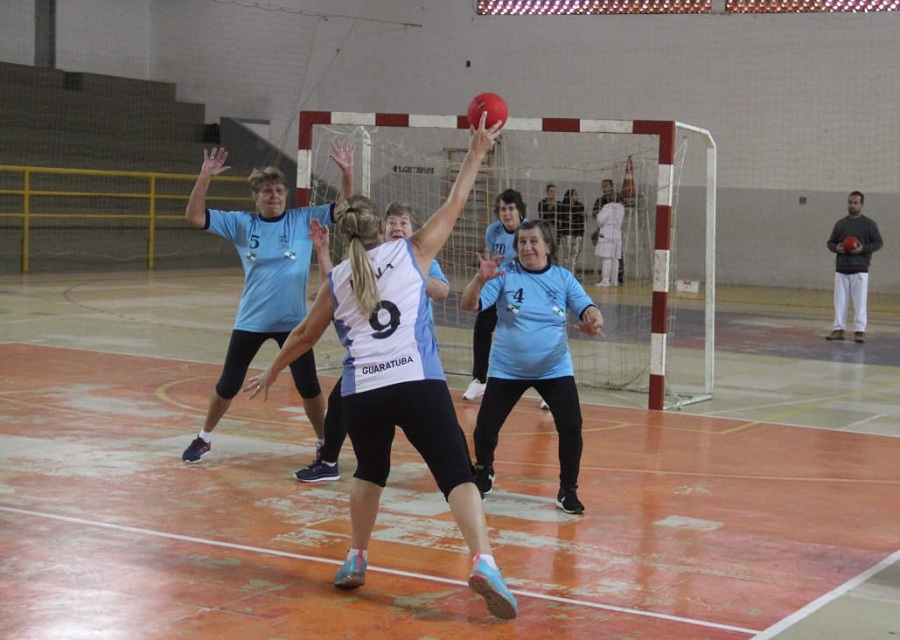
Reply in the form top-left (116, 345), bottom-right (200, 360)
top-left (844, 412), bottom-right (888, 430)
top-left (751, 549), bottom-right (900, 639)
top-left (0, 504), bottom-right (759, 636)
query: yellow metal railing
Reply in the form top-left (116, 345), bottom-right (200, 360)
top-left (0, 165), bottom-right (248, 271)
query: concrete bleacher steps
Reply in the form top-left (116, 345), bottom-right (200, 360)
top-left (0, 61), bottom-right (207, 173)
top-left (0, 62), bottom-right (305, 274)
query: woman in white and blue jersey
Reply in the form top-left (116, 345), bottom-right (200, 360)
top-left (292, 201), bottom-right (451, 483)
top-left (244, 118), bottom-right (518, 620)
top-left (179, 142), bottom-right (353, 464)
top-left (460, 219), bottom-right (605, 515)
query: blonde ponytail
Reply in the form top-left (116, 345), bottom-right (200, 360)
top-left (339, 196), bottom-right (382, 317)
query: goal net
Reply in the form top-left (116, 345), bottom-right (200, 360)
top-left (299, 112), bottom-right (716, 410)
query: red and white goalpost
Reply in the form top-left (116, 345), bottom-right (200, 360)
top-left (297, 110), bottom-right (716, 411)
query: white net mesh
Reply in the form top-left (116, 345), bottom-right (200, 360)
top-left (304, 116), bottom-right (713, 406)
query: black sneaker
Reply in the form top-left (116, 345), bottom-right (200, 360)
top-left (182, 437), bottom-right (210, 463)
top-left (294, 459), bottom-right (340, 482)
top-left (556, 487), bottom-right (585, 514)
top-left (474, 464), bottom-right (495, 496)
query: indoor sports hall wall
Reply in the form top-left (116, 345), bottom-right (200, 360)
top-left (2, 1), bottom-right (898, 292)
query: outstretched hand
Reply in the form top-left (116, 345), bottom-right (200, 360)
top-left (573, 307), bottom-right (605, 337)
top-left (309, 219), bottom-right (330, 251)
top-left (469, 111), bottom-right (503, 156)
top-left (243, 368), bottom-right (279, 401)
top-left (330, 138), bottom-right (355, 173)
top-left (475, 248), bottom-right (506, 282)
top-left (202, 147), bottom-right (231, 176)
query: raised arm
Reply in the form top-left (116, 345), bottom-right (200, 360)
top-left (185, 148), bottom-right (231, 228)
top-left (426, 276), bottom-right (450, 302)
top-left (460, 249), bottom-right (505, 312)
top-left (460, 274), bottom-right (486, 313)
top-left (411, 114), bottom-right (501, 270)
top-left (425, 260), bottom-right (450, 302)
top-left (310, 219), bottom-right (334, 280)
top-left (330, 139), bottom-right (355, 209)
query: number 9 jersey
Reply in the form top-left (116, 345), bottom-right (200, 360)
top-left (330, 238), bottom-right (445, 396)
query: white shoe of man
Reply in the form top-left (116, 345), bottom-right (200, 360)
top-left (463, 379), bottom-right (486, 401)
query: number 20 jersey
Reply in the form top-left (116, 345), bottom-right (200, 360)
top-left (329, 239), bottom-right (445, 396)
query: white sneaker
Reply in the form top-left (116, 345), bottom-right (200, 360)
top-left (539, 399), bottom-right (550, 410)
top-left (595, 280), bottom-right (611, 287)
top-left (463, 379), bottom-right (486, 400)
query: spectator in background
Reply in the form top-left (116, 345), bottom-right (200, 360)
top-left (557, 188), bottom-right (585, 277)
top-left (594, 192), bottom-right (625, 288)
top-left (537, 182), bottom-right (558, 239)
top-left (825, 190), bottom-right (883, 343)
top-left (591, 178), bottom-right (624, 285)
top-left (591, 178), bottom-right (617, 215)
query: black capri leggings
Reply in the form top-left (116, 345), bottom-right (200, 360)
top-left (342, 380), bottom-right (474, 498)
top-left (474, 376), bottom-right (583, 490)
top-left (215, 329), bottom-right (321, 400)
top-left (471, 304), bottom-right (498, 383)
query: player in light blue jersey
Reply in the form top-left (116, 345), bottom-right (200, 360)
top-left (180, 142), bottom-right (353, 464)
top-left (461, 219), bottom-right (605, 515)
top-left (244, 118), bottom-right (518, 620)
top-left (293, 201), bottom-right (451, 482)
top-left (462, 189), bottom-right (526, 402)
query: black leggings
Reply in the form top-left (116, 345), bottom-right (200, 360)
top-left (342, 380), bottom-right (474, 498)
top-left (474, 376), bottom-right (583, 490)
top-left (471, 305), bottom-right (498, 383)
top-left (319, 377), bottom-right (346, 462)
top-left (320, 376), bottom-right (474, 478)
top-left (215, 329), bottom-right (321, 400)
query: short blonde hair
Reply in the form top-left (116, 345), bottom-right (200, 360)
top-left (248, 166), bottom-right (287, 193)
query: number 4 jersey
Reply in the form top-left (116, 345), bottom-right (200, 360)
top-left (330, 238), bottom-right (445, 395)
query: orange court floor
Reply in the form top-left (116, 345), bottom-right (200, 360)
top-left (1, 270), bottom-right (899, 640)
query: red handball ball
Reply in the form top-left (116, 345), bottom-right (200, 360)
top-left (467, 92), bottom-right (508, 130)
top-left (842, 236), bottom-right (860, 252)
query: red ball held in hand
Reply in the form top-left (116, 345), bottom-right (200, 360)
top-left (467, 92), bottom-right (508, 130)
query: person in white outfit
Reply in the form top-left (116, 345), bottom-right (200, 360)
top-left (593, 195), bottom-right (625, 287)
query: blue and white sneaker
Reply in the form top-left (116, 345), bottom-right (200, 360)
top-left (468, 558), bottom-right (518, 620)
top-left (334, 551), bottom-right (367, 589)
